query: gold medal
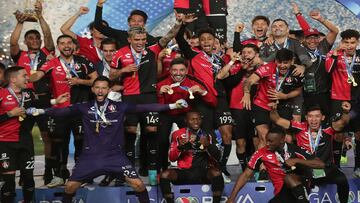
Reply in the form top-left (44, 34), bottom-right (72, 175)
top-left (19, 116), bottom-right (24, 122)
top-left (95, 122), bottom-right (99, 133)
top-left (168, 88), bottom-right (173, 95)
top-left (199, 144), bottom-right (204, 150)
top-left (188, 90), bottom-right (194, 99)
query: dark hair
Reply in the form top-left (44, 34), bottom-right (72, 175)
top-left (5, 66), bottom-right (24, 83)
top-left (272, 18), bottom-right (289, 27)
top-left (197, 27), bottom-right (215, 38)
top-left (305, 104), bottom-right (323, 115)
top-left (0, 62), bottom-right (6, 71)
top-left (170, 57), bottom-right (188, 67)
top-left (289, 30), bottom-right (304, 40)
top-left (56, 34), bottom-right (74, 44)
top-left (268, 127), bottom-right (286, 137)
top-left (186, 110), bottom-right (201, 118)
top-left (340, 29), bottom-right (360, 40)
top-left (24, 29), bottom-right (41, 39)
top-left (128, 10), bottom-right (148, 24)
top-left (92, 76), bottom-right (111, 87)
top-left (100, 38), bottom-right (118, 50)
top-left (275, 48), bottom-right (294, 62)
top-left (88, 20), bottom-right (109, 30)
top-left (242, 43), bottom-right (260, 53)
top-left (252, 15), bottom-right (270, 26)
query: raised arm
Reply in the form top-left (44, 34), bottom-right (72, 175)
top-left (175, 24), bottom-right (197, 60)
top-left (35, 1), bottom-right (54, 51)
top-left (309, 10), bottom-right (339, 45)
top-left (10, 13), bottom-right (27, 57)
top-left (291, 2), bottom-right (311, 31)
top-left (332, 101), bottom-right (351, 131)
top-left (233, 23), bottom-right (244, 52)
top-left (60, 6), bottom-right (89, 39)
top-left (29, 71), bottom-right (45, 82)
top-left (216, 52), bottom-right (240, 79)
top-left (158, 16), bottom-right (183, 48)
top-left (269, 104), bottom-right (291, 129)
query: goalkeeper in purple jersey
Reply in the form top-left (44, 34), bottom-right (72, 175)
top-left (26, 76), bottom-right (188, 203)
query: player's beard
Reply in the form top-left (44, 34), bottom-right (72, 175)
top-left (60, 48), bottom-right (74, 58)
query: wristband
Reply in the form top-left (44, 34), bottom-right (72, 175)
top-left (50, 99), bottom-right (57, 105)
top-left (228, 60), bottom-right (235, 66)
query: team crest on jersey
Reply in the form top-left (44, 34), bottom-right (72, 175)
top-left (74, 63), bottom-right (81, 70)
top-left (23, 92), bottom-right (30, 98)
top-left (1, 160), bottom-right (9, 169)
top-left (356, 57), bottom-right (360, 63)
top-left (286, 77), bottom-right (292, 83)
top-left (108, 104), bottom-right (116, 112)
top-left (142, 50), bottom-right (147, 56)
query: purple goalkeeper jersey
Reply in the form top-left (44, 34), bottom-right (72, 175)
top-left (45, 99), bottom-right (170, 154)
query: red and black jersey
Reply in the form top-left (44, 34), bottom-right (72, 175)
top-left (248, 144), bottom-right (313, 195)
top-left (157, 75), bottom-right (217, 115)
top-left (290, 121), bottom-right (336, 166)
top-left (11, 48), bottom-right (51, 93)
top-left (111, 44), bottom-right (162, 96)
top-left (325, 50), bottom-right (360, 101)
top-left (202, 0), bottom-right (227, 16)
top-left (254, 62), bottom-right (304, 110)
top-left (174, 0), bottom-right (203, 14)
top-left (76, 35), bottom-right (103, 64)
top-left (0, 88), bottom-right (34, 142)
top-left (40, 55), bottom-right (95, 108)
top-left (228, 64), bottom-right (247, 109)
top-left (169, 127), bottom-right (221, 169)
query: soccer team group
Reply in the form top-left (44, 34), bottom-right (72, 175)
top-left (0, 0), bottom-right (360, 202)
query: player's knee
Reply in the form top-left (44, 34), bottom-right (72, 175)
top-left (145, 126), bottom-right (157, 133)
top-left (211, 174), bottom-right (224, 192)
top-left (65, 181), bottom-right (80, 194)
top-left (284, 174), bottom-right (301, 188)
top-left (126, 126), bottom-right (137, 134)
top-left (160, 170), bottom-right (171, 179)
top-left (21, 170), bottom-right (35, 189)
top-left (128, 178), bottom-right (145, 192)
top-left (208, 168), bottom-right (222, 178)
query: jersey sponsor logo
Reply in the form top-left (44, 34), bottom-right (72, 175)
top-left (125, 53), bottom-right (131, 58)
top-left (108, 104), bottom-right (116, 112)
top-left (24, 92), bottom-right (30, 98)
top-left (6, 95), bottom-right (13, 101)
top-left (55, 66), bottom-right (63, 72)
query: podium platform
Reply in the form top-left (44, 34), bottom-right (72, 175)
top-left (13, 178), bottom-right (360, 202)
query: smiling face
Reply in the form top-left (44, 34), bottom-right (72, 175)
top-left (252, 19), bottom-right (269, 39)
top-left (305, 110), bottom-right (324, 131)
top-left (91, 80), bottom-right (110, 102)
top-left (185, 112), bottom-right (202, 131)
top-left (275, 59), bottom-right (293, 75)
top-left (304, 35), bottom-right (321, 50)
top-left (271, 20), bottom-right (289, 38)
top-left (24, 33), bottom-right (42, 51)
top-left (128, 15), bottom-right (146, 27)
top-left (341, 37), bottom-right (359, 56)
top-left (128, 33), bottom-right (147, 53)
top-left (57, 37), bottom-right (75, 58)
top-left (170, 63), bottom-right (187, 82)
top-left (199, 33), bottom-right (215, 54)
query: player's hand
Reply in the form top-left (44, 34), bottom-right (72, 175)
top-left (180, 13), bottom-right (198, 24)
top-left (291, 2), bottom-right (300, 14)
top-left (292, 64), bottom-right (305, 77)
top-left (264, 35), bottom-right (274, 46)
top-left (230, 52), bottom-right (241, 62)
top-left (34, 0), bottom-right (43, 17)
top-left (159, 85), bottom-right (172, 94)
top-left (285, 158), bottom-right (299, 167)
top-left (46, 53), bottom-right (55, 61)
top-left (121, 64), bottom-right (138, 73)
top-left (332, 43), bottom-right (345, 56)
top-left (199, 136), bottom-right (210, 148)
top-left (56, 92), bottom-right (70, 104)
top-left (78, 6), bottom-right (89, 15)
top-left (341, 101), bottom-right (351, 113)
top-left (8, 107), bottom-right (26, 117)
top-left (97, 0), bottom-right (107, 6)
top-left (309, 8), bottom-right (322, 21)
top-left (26, 107), bottom-right (45, 116)
top-left (175, 99), bottom-right (188, 109)
top-left (267, 89), bottom-right (287, 100)
top-left (189, 85), bottom-right (205, 95)
top-left (235, 23), bottom-right (244, 33)
top-left (67, 77), bottom-right (81, 86)
top-left (345, 140), bottom-right (353, 150)
top-left (158, 48), bottom-right (168, 60)
top-left (177, 141), bottom-right (192, 151)
top-left (240, 93), bottom-right (251, 110)
top-left (14, 12), bottom-right (27, 23)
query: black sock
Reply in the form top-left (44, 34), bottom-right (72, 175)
top-left (291, 184), bottom-right (309, 203)
top-left (1, 174), bottom-right (16, 203)
top-left (333, 140), bottom-right (342, 168)
top-left (136, 190), bottom-right (150, 203)
top-left (213, 196), bottom-right (221, 203)
top-left (236, 152), bottom-right (247, 171)
top-left (221, 144), bottom-right (232, 168)
top-left (62, 192), bottom-right (75, 203)
top-left (21, 170), bottom-right (35, 203)
top-left (125, 132), bottom-right (137, 164)
top-left (147, 132), bottom-right (158, 170)
top-left (356, 140), bottom-right (360, 169)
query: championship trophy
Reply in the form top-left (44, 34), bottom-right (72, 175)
top-left (14, 0), bottom-right (40, 22)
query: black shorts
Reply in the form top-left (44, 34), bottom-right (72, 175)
top-left (277, 104), bottom-right (294, 121)
top-left (231, 109), bottom-right (255, 140)
top-left (122, 94), bottom-right (160, 127)
top-left (251, 105), bottom-right (270, 127)
top-left (269, 185), bottom-right (303, 203)
top-left (195, 96), bottom-right (232, 132)
top-left (0, 140), bottom-right (34, 172)
top-left (172, 167), bottom-right (211, 185)
top-left (331, 99), bottom-right (343, 119)
top-left (291, 96), bottom-right (303, 116)
top-left (48, 116), bottom-right (84, 139)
